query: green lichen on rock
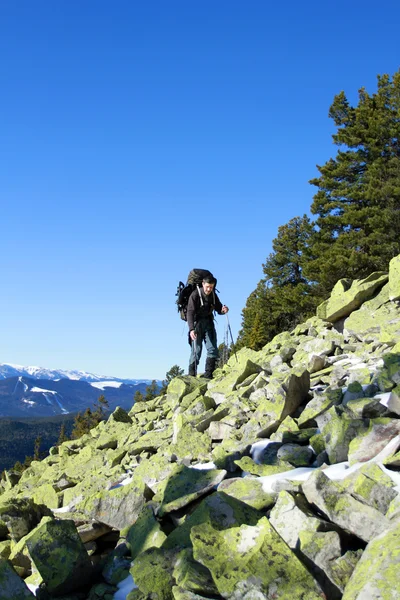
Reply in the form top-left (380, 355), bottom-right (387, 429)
top-left (217, 477), bottom-right (276, 510)
top-left (126, 504), bottom-right (167, 559)
top-left (26, 518), bottom-right (92, 595)
top-left (191, 517), bottom-right (323, 598)
top-left (154, 465), bottom-right (226, 516)
top-left (162, 491), bottom-right (262, 550)
top-left (348, 417), bottom-right (400, 465)
top-left (388, 253), bottom-right (400, 301)
top-left (297, 386), bottom-right (342, 427)
top-left (76, 478), bottom-right (148, 530)
top-left (317, 272), bottom-right (388, 322)
top-left (321, 408), bottom-right (366, 464)
top-left (131, 546), bottom-right (178, 600)
top-left (173, 548), bottom-right (218, 596)
top-left (342, 462), bottom-right (397, 513)
top-left (342, 519), bottom-right (400, 599)
top-left (234, 456), bottom-right (292, 476)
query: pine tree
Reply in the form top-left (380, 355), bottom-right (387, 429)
top-left (134, 390), bottom-right (144, 403)
top-left (57, 423), bottom-right (68, 446)
top-left (33, 436), bottom-right (42, 461)
top-left (93, 394), bottom-right (109, 422)
top-left (237, 216), bottom-right (319, 349)
top-left (144, 380), bottom-right (159, 402)
top-left (306, 71), bottom-right (400, 293)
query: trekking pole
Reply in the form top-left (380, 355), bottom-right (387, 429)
top-left (226, 314), bottom-right (238, 362)
top-left (193, 337), bottom-right (198, 376)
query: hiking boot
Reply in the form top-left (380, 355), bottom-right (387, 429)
top-left (204, 358), bottom-right (217, 379)
top-left (188, 363), bottom-right (197, 377)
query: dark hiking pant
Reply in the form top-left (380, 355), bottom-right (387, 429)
top-left (189, 318), bottom-right (219, 369)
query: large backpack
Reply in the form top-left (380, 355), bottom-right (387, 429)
top-left (176, 268), bottom-right (216, 321)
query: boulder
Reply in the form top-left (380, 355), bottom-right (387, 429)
top-left (0, 498), bottom-right (51, 542)
top-left (317, 272), bottom-right (388, 322)
top-left (269, 490), bottom-right (335, 549)
top-left (342, 519), bottom-right (400, 599)
top-left (126, 505), bottom-right (167, 559)
top-left (26, 518), bottom-right (93, 595)
top-left (348, 418), bottom-right (400, 464)
top-left (162, 491), bottom-right (262, 550)
top-left (302, 470), bottom-right (390, 542)
top-left (191, 517), bottom-right (323, 599)
top-left (217, 477), bottom-right (276, 510)
top-left (153, 465), bottom-right (227, 516)
top-left (76, 478), bottom-right (149, 530)
top-left (388, 253), bottom-right (400, 301)
top-left (0, 558), bottom-right (35, 599)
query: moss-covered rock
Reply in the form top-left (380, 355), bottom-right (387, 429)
top-left (0, 498), bottom-right (52, 542)
top-left (341, 462), bottom-right (397, 514)
top-left (342, 519), bottom-right (400, 599)
top-left (388, 253), bottom-right (400, 301)
top-left (347, 417), bottom-right (400, 465)
top-left (191, 517), bottom-right (323, 598)
top-left (317, 272), bottom-right (388, 322)
top-left (173, 548), bottom-right (219, 596)
top-left (26, 518), bottom-right (92, 595)
top-left (76, 478), bottom-right (148, 530)
top-left (131, 546), bottom-right (178, 600)
top-left (162, 491), bottom-right (262, 550)
top-left (217, 477), bottom-right (276, 510)
top-left (302, 470), bottom-right (390, 542)
top-left (154, 465), bottom-right (226, 516)
top-left (234, 456), bottom-right (292, 476)
top-left (126, 505), bottom-right (167, 559)
top-left (297, 386), bottom-right (342, 428)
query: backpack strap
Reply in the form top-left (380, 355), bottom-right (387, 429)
top-left (196, 285), bottom-right (204, 306)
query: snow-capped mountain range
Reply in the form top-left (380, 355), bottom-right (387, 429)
top-left (0, 363), bottom-right (154, 385)
top-left (0, 363), bottom-right (162, 418)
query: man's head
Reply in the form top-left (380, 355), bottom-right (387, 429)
top-left (202, 276), bottom-right (216, 295)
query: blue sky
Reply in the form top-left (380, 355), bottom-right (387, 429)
top-left (1, 1), bottom-right (399, 380)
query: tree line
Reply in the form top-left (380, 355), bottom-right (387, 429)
top-left (237, 70), bottom-right (400, 350)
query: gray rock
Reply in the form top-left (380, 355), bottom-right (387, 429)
top-left (26, 518), bottom-right (93, 595)
top-left (302, 470), bottom-right (390, 542)
top-left (276, 443), bottom-right (314, 467)
top-left (0, 558), bottom-right (35, 599)
top-left (342, 519), bottom-right (400, 599)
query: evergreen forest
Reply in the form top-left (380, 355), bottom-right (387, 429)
top-left (237, 70), bottom-right (400, 350)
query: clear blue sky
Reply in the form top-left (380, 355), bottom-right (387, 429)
top-left (1, 1), bottom-right (399, 379)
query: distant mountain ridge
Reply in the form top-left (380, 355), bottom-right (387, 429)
top-left (0, 363), bottom-right (162, 418)
top-left (0, 362), bottom-right (155, 385)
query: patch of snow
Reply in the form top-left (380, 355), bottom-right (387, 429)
top-left (375, 392), bottom-right (391, 407)
top-left (348, 362), bottom-right (367, 370)
top-left (113, 572), bottom-right (137, 600)
top-left (90, 381), bottom-right (124, 390)
top-left (26, 583), bottom-right (39, 595)
top-left (251, 439), bottom-right (275, 464)
top-left (53, 505), bottom-right (73, 514)
top-left (31, 387), bottom-right (58, 394)
top-left (110, 475), bottom-right (134, 490)
top-left (258, 435), bottom-right (400, 493)
top-left (190, 462), bottom-right (217, 470)
top-left (22, 399), bottom-right (36, 405)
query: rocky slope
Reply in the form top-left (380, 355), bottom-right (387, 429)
top-left (1, 256), bottom-right (400, 599)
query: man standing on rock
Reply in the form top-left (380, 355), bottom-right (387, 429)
top-left (187, 275), bottom-right (229, 379)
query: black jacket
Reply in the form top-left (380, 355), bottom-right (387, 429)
top-left (187, 286), bottom-right (224, 331)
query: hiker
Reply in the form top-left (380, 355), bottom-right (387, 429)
top-left (187, 275), bottom-right (229, 378)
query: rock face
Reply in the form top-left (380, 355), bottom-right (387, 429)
top-left (2, 260), bottom-right (400, 599)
